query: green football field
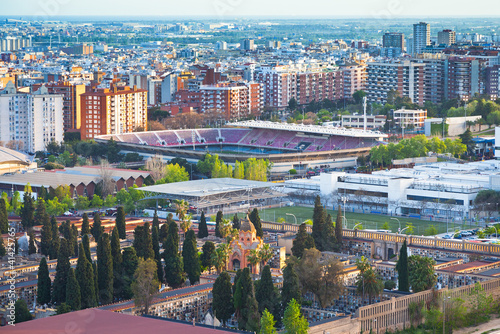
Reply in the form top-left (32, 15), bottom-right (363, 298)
top-left (223, 206), bottom-right (475, 235)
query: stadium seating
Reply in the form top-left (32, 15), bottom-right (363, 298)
top-left (221, 129), bottom-right (251, 143)
top-left (156, 131), bottom-right (180, 146)
top-left (196, 129), bottom-right (219, 143)
top-left (118, 133), bottom-right (142, 144)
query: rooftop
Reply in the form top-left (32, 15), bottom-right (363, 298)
top-left (6, 309), bottom-right (239, 334)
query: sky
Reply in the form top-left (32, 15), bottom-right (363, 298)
top-left (2, 0), bottom-right (500, 18)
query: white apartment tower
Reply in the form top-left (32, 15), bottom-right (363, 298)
top-left (0, 82), bottom-right (63, 153)
top-left (413, 22), bottom-right (431, 55)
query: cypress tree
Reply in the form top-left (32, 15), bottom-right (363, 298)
top-left (40, 214), bottom-right (52, 256)
top-left (396, 239), bottom-right (409, 292)
top-left (97, 233), bottom-right (114, 304)
top-left (37, 257), bottom-right (51, 305)
top-left (232, 213), bottom-right (241, 230)
top-left (35, 198), bottom-right (47, 226)
top-left (256, 265), bottom-right (279, 315)
top-left (323, 214), bottom-right (336, 251)
top-left (291, 223), bottom-right (315, 258)
top-left (281, 263), bottom-right (302, 312)
top-left (93, 261), bottom-right (99, 305)
top-left (335, 205), bottom-right (344, 251)
top-left (212, 271), bottom-right (234, 326)
top-left (152, 226), bottom-right (164, 283)
top-left (49, 216), bottom-right (60, 260)
top-left (39, 185), bottom-right (48, 201)
top-left (182, 230), bottom-right (200, 285)
top-left (133, 223), bottom-right (154, 260)
top-left (115, 206), bottom-right (126, 239)
top-left (111, 227), bottom-right (122, 273)
top-left (312, 195), bottom-right (327, 251)
top-left (91, 212), bottom-right (103, 241)
top-left (52, 239), bottom-right (71, 303)
top-left (14, 299), bottom-right (32, 323)
top-left (20, 191), bottom-right (35, 230)
top-left (197, 211), bottom-right (208, 238)
top-left (76, 243), bottom-right (96, 309)
top-left (234, 268), bottom-right (260, 331)
top-left (82, 234), bottom-right (91, 262)
top-left (71, 224), bottom-right (79, 257)
top-left (201, 241), bottom-right (215, 271)
top-left (152, 210), bottom-right (159, 231)
top-left (28, 230), bottom-right (37, 254)
top-left (159, 223), bottom-right (169, 245)
top-left (249, 208), bottom-right (263, 238)
top-left (215, 210), bottom-right (223, 237)
top-left (0, 198), bottom-right (8, 234)
top-left (0, 237), bottom-right (5, 257)
top-left (66, 268), bottom-right (81, 311)
top-left (163, 222), bottom-right (184, 288)
top-left (81, 213), bottom-right (90, 236)
top-left (120, 247), bottom-right (139, 299)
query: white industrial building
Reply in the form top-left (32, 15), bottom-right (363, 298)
top-left (0, 82), bottom-right (63, 153)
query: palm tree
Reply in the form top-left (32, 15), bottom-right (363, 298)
top-left (247, 249), bottom-right (261, 273)
top-left (211, 249), bottom-right (225, 274)
top-left (174, 199), bottom-right (188, 222)
top-left (362, 268), bottom-right (384, 304)
top-left (218, 243), bottom-right (231, 271)
top-left (355, 256), bottom-right (370, 303)
top-left (219, 219), bottom-right (233, 240)
top-left (258, 243), bottom-right (274, 267)
top-left (180, 213), bottom-right (192, 235)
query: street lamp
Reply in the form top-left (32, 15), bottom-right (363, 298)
top-left (391, 217), bottom-right (401, 233)
top-left (443, 295), bottom-right (451, 334)
top-left (353, 222), bottom-right (363, 230)
top-left (399, 226), bottom-right (410, 235)
top-left (341, 196), bottom-right (348, 228)
top-left (286, 213), bottom-right (297, 225)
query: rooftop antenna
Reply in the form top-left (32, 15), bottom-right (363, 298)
top-left (363, 96), bottom-right (367, 132)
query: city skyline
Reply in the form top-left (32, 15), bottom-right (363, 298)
top-left (3, 0), bottom-right (500, 18)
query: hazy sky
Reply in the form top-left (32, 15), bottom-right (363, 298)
top-left (3, 0), bottom-right (500, 18)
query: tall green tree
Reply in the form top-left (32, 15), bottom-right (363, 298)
top-left (335, 205), bottom-right (343, 251)
top-left (66, 268), bottom-right (81, 311)
top-left (249, 208), bottom-right (263, 238)
top-left (234, 267), bottom-right (260, 331)
top-left (131, 258), bottom-right (160, 315)
top-left (52, 239), bottom-right (71, 303)
top-left (14, 299), bottom-right (32, 323)
top-left (111, 227), bottom-right (123, 273)
top-left (312, 196), bottom-right (327, 251)
top-left (152, 210), bottom-right (160, 231)
top-left (49, 216), bottom-right (59, 259)
top-left (81, 213), bottom-right (90, 236)
top-left (35, 198), bottom-right (48, 226)
top-left (396, 240), bottom-right (410, 292)
top-left (40, 214), bottom-right (52, 256)
top-left (408, 255), bottom-right (437, 292)
top-left (215, 210), bottom-right (223, 238)
top-left (232, 213), bottom-right (241, 230)
top-left (115, 206), bottom-right (126, 239)
top-left (0, 198), bottom-right (8, 233)
top-left (256, 265), bottom-right (278, 315)
top-left (20, 191), bottom-right (35, 230)
top-left (201, 241), bottom-right (215, 271)
top-left (93, 261), bottom-right (99, 305)
top-left (37, 257), bottom-right (51, 305)
top-left (182, 229), bottom-right (201, 285)
top-left (76, 243), bottom-right (96, 309)
top-left (260, 309), bottom-right (277, 334)
top-left (152, 225), bottom-right (164, 283)
top-left (356, 267), bottom-right (384, 304)
top-left (91, 212), bottom-right (103, 241)
top-left (281, 263), bottom-right (302, 313)
top-left (212, 271), bottom-right (235, 326)
top-left (119, 247), bottom-right (139, 299)
top-left (133, 222), bottom-right (154, 260)
top-left (28, 230), bottom-right (37, 255)
top-left (198, 211), bottom-right (208, 238)
top-left (0, 237), bottom-right (5, 257)
top-left (97, 233), bottom-right (114, 304)
top-left (163, 222), bottom-right (184, 288)
top-left (82, 234), bottom-right (91, 263)
top-left (283, 299), bottom-right (309, 334)
top-left (291, 223), bottom-right (315, 258)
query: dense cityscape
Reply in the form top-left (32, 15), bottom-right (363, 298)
top-left (3, 2), bottom-right (500, 333)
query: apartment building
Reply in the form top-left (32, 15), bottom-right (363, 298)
top-left (382, 32), bottom-right (405, 58)
top-left (341, 114), bottom-right (387, 130)
top-left (33, 81), bottom-right (86, 131)
top-left (0, 36), bottom-right (31, 52)
top-left (366, 61), bottom-right (425, 105)
top-left (296, 70), bottom-right (338, 105)
top-left (0, 82), bottom-right (63, 153)
top-left (438, 29), bottom-right (456, 46)
top-left (339, 64), bottom-right (367, 100)
top-left (413, 22), bottom-right (431, 55)
top-left (413, 54), bottom-right (447, 104)
top-left (392, 108), bottom-right (427, 130)
top-left (254, 66), bottom-right (297, 109)
top-left (200, 82), bottom-right (263, 119)
top-left (445, 56), bottom-right (487, 101)
top-left (80, 85), bottom-right (147, 139)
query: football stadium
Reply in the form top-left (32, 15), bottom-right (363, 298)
top-left (95, 121), bottom-right (388, 172)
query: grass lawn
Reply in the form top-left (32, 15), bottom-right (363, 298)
top-left (223, 206), bottom-right (474, 235)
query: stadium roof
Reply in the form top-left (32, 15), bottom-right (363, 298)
top-left (0, 146), bottom-right (33, 165)
top-left (140, 178), bottom-right (277, 197)
top-left (139, 178), bottom-right (286, 209)
top-left (227, 120), bottom-right (388, 139)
